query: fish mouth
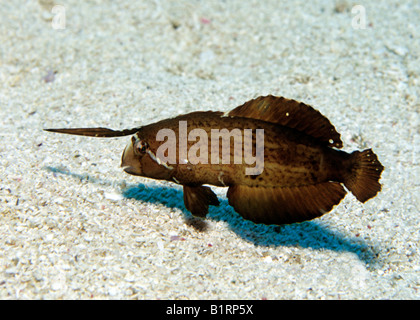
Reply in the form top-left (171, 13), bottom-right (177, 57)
top-left (121, 141), bottom-right (143, 175)
top-left (122, 166), bottom-right (141, 175)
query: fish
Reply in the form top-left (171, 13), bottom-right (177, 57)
top-left (44, 95), bottom-right (384, 225)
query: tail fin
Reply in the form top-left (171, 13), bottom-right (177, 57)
top-left (343, 149), bottom-right (384, 202)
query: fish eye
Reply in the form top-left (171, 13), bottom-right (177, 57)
top-left (134, 140), bottom-right (149, 154)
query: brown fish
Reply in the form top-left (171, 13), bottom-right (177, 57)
top-left (44, 95), bottom-right (384, 225)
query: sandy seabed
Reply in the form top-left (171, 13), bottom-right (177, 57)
top-left (0, 1), bottom-right (419, 299)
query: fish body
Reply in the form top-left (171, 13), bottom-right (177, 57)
top-left (45, 95), bottom-right (384, 225)
top-left (126, 112), bottom-right (342, 187)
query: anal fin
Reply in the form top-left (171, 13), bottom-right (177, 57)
top-left (183, 185), bottom-right (220, 217)
top-left (227, 182), bottom-right (346, 225)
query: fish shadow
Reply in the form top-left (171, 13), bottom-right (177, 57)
top-left (123, 183), bottom-right (378, 265)
top-left (46, 166), bottom-right (378, 265)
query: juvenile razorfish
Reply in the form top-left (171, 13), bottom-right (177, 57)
top-left (45, 95), bottom-right (384, 225)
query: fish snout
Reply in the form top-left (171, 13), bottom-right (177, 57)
top-left (121, 138), bottom-right (143, 176)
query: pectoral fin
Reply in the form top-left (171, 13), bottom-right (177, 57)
top-left (183, 185), bottom-right (220, 217)
top-left (227, 182), bottom-right (346, 225)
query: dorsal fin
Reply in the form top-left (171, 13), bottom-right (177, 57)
top-left (228, 95), bottom-right (343, 148)
top-left (44, 127), bottom-right (140, 137)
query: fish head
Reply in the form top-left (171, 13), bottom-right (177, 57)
top-left (121, 135), bottom-right (147, 176)
top-left (121, 133), bottom-right (173, 180)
